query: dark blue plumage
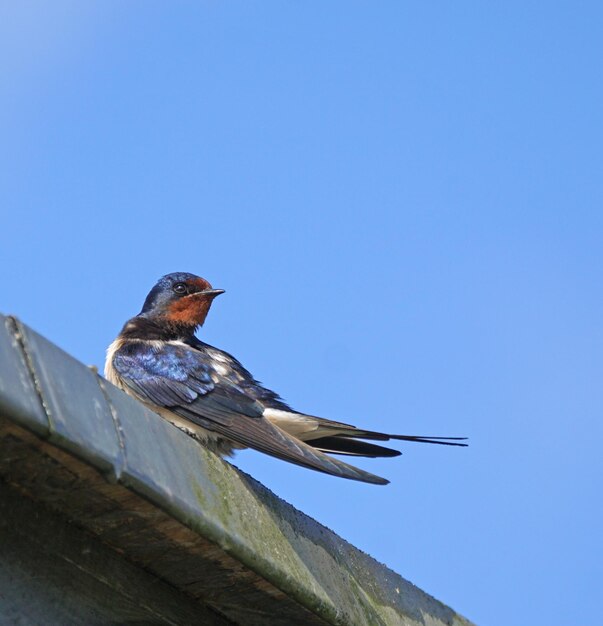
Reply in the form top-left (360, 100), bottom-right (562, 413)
top-left (113, 342), bottom-right (215, 405)
top-left (105, 272), bottom-right (467, 484)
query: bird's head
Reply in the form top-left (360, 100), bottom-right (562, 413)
top-left (139, 272), bottom-right (224, 330)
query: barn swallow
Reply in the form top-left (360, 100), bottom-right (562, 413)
top-left (105, 272), bottom-right (466, 485)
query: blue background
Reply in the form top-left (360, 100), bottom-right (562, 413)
top-left (2, 3), bottom-right (602, 624)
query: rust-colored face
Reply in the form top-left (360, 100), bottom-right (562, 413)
top-left (165, 277), bottom-right (222, 326)
top-left (140, 273), bottom-right (225, 328)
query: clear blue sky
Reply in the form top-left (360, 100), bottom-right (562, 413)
top-left (1, 3), bottom-right (602, 624)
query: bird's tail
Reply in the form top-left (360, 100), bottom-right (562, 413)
top-left (263, 408), bottom-right (468, 458)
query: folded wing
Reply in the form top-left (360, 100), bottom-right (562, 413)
top-left (112, 342), bottom-right (390, 484)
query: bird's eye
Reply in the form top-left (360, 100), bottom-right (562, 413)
top-left (172, 282), bottom-right (188, 295)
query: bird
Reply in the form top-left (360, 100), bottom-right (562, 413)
top-left (105, 272), bottom-right (467, 485)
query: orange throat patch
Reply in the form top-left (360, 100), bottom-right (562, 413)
top-left (165, 295), bottom-right (212, 326)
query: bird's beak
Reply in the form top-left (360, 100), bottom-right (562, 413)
top-left (199, 289), bottom-right (225, 298)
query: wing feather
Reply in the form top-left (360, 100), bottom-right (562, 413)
top-left (111, 341), bottom-right (389, 484)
